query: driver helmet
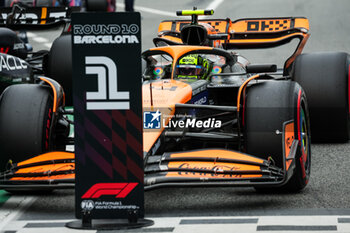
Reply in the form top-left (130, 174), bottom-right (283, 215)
top-left (176, 54), bottom-right (212, 80)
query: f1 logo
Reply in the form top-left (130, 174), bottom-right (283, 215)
top-left (85, 56), bottom-right (130, 110)
top-left (82, 183), bottom-right (138, 199)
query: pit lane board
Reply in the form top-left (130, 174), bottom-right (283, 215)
top-left (71, 12), bottom-right (143, 219)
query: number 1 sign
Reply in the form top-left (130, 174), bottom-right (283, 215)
top-left (71, 12), bottom-right (143, 220)
top-left (85, 56), bottom-right (130, 110)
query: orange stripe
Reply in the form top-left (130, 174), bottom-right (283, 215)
top-left (165, 172), bottom-right (262, 178)
top-left (284, 122), bottom-right (295, 170)
top-left (168, 161), bottom-right (261, 171)
top-left (237, 74), bottom-right (260, 112)
top-left (285, 34), bottom-right (310, 69)
top-left (39, 77), bottom-right (58, 112)
top-left (15, 163), bottom-right (74, 174)
top-left (10, 174), bottom-right (75, 181)
top-left (17, 152), bottom-right (74, 167)
top-left (41, 7), bottom-right (47, 25)
top-left (170, 149), bottom-right (264, 163)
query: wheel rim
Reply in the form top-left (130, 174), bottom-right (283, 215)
top-left (300, 108), bottom-right (308, 154)
top-left (299, 105), bottom-right (311, 177)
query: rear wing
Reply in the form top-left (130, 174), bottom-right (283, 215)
top-left (156, 16), bottom-right (310, 69)
top-left (0, 6), bottom-right (80, 30)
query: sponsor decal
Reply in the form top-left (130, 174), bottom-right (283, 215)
top-left (164, 117), bottom-right (221, 129)
top-left (13, 43), bottom-right (25, 50)
top-left (212, 66), bottom-right (222, 74)
top-left (0, 54), bottom-right (28, 72)
top-left (143, 110), bottom-right (161, 129)
top-left (191, 90), bottom-right (208, 105)
top-left (177, 163), bottom-right (242, 178)
top-left (246, 19), bottom-right (290, 32)
top-left (0, 47), bottom-right (9, 54)
top-left (143, 109), bottom-right (222, 130)
top-left (193, 96), bottom-right (207, 105)
top-left (192, 85), bottom-right (206, 96)
top-left (73, 24), bottom-right (140, 44)
top-left (1, 9), bottom-right (70, 24)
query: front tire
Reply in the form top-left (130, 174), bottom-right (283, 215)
top-left (244, 80), bottom-right (311, 192)
top-left (0, 84), bottom-right (54, 171)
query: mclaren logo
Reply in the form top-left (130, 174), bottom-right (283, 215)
top-left (85, 56), bottom-right (130, 110)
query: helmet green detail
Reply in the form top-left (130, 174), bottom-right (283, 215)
top-left (176, 54), bottom-right (212, 80)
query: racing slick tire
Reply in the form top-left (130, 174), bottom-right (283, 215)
top-left (244, 80), bottom-right (311, 192)
top-left (292, 52), bottom-right (350, 142)
top-left (0, 84), bottom-right (54, 171)
top-left (46, 34), bottom-right (73, 106)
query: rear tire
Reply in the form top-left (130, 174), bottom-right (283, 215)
top-left (0, 84), bottom-right (54, 171)
top-left (244, 81), bottom-right (311, 192)
top-left (46, 35), bottom-right (73, 106)
top-left (292, 52), bottom-right (350, 142)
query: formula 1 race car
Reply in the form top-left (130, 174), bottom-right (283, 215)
top-left (0, 9), bottom-right (348, 193)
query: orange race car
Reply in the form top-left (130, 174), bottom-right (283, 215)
top-left (0, 9), bottom-right (349, 192)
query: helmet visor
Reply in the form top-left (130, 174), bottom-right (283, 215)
top-left (176, 65), bottom-right (203, 76)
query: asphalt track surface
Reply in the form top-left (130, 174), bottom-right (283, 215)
top-left (2, 0), bottom-right (350, 225)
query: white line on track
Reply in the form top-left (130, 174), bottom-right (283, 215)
top-left (0, 196), bottom-right (36, 231)
top-left (3, 215), bottom-right (350, 233)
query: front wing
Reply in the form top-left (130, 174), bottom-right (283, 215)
top-left (0, 152), bottom-right (74, 190)
top-left (0, 141), bottom-right (298, 190)
top-left (144, 147), bottom-right (297, 190)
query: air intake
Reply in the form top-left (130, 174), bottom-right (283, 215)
top-left (180, 25), bottom-right (208, 45)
